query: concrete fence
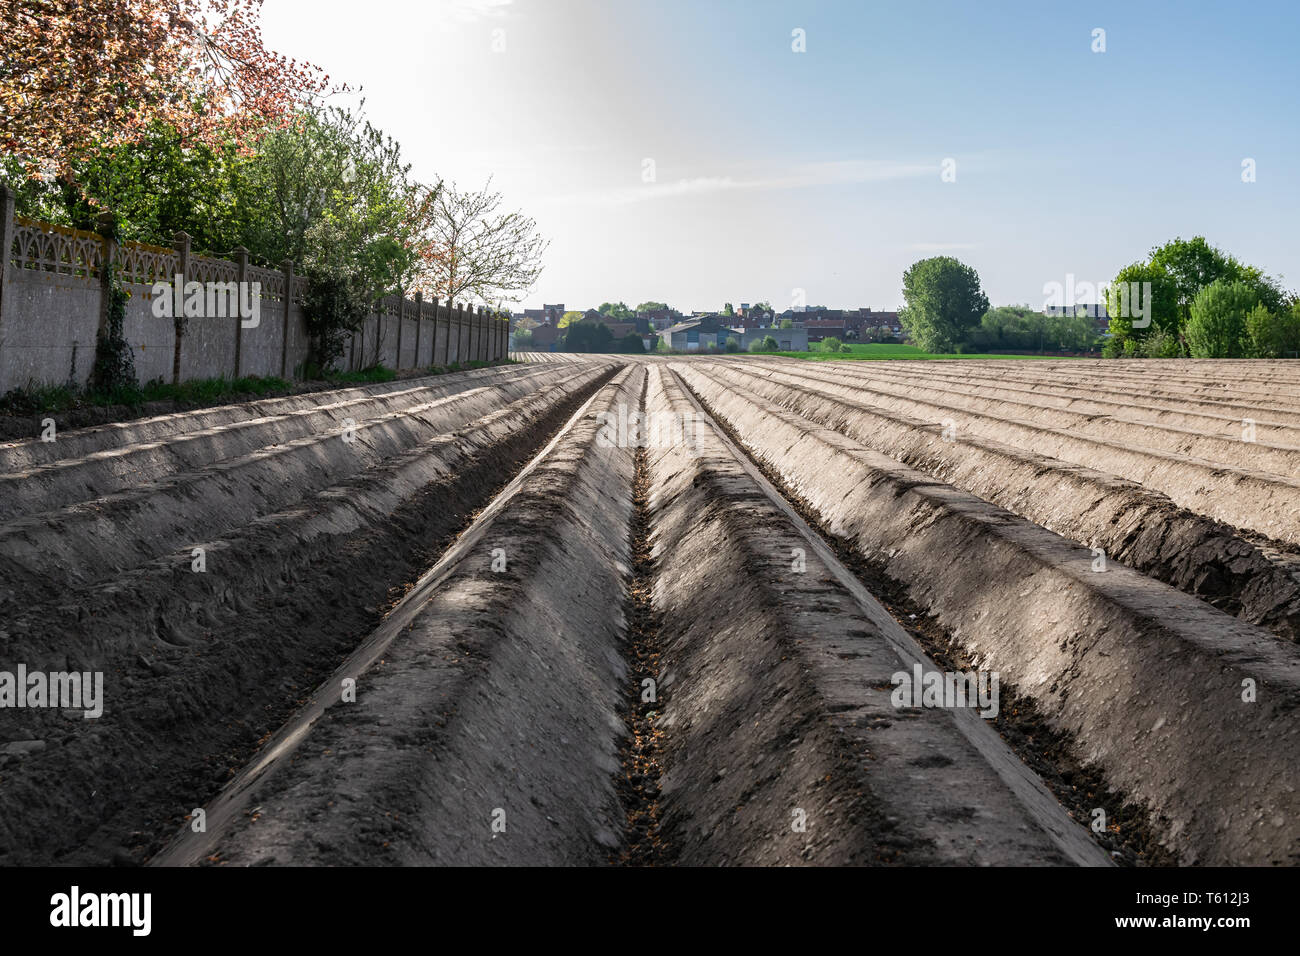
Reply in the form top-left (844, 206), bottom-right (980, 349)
top-left (0, 186), bottom-right (508, 394)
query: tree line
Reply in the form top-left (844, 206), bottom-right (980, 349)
top-left (899, 238), bottom-right (1297, 358)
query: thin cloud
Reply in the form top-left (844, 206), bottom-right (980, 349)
top-left (546, 159), bottom-right (939, 207)
top-left (435, 0), bottom-right (513, 23)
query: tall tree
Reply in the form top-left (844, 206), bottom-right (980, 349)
top-left (899, 257), bottom-right (989, 352)
top-left (245, 105), bottom-right (425, 369)
top-left (413, 177), bottom-right (548, 308)
top-left (1, 0), bottom-right (330, 179)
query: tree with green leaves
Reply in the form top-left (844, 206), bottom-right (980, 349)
top-left (973, 305), bottom-right (1098, 353)
top-left (598, 301), bottom-right (632, 319)
top-left (1107, 237), bottom-right (1284, 351)
top-left (243, 105), bottom-right (421, 273)
top-left (899, 257), bottom-right (989, 353)
top-left (558, 310), bottom-right (584, 328)
top-left (562, 321), bottom-right (614, 353)
top-left (1185, 279), bottom-right (1259, 358)
top-left (246, 105), bottom-right (425, 370)
top-left (1246, 303), bottom-right (1300, 358)
top-left (635, 301), bottom-right (669, 313)
top-left (2, 120), bottom-right (257, 255)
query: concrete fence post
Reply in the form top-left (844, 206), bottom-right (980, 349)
top-left (171, 231), bottom-right (190, 385)
top-left (0, 186), bottom-right (14, 320)
top-left (395, 294), bottom-right (405, 370)
top-left (452, 302), bottom-right (461, 364)
top-left (463, 304), bottom-right (470, 362)
top-left (233, 246), bottom-right (248, 378)
top-left (0, 186), bottom-right (13, 382)
top-left (95, 211), bottom-right (118, 343)
top-left (413, 291), bottom-right (423, 369)
top-left (438, 299), bottom-right (448, 366)
top-left (467, 305), bottom-right (475, 363)
top-left (280, 259), bottom-right (294, 379)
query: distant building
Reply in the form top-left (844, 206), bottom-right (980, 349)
top-left (802, 319), bottom-right (847, 343)
top-left (732, 327), bottom-right (808, 351)
top-left (638, 308), bottom-right (680, 332)
top-left (1043, 302), bottom-right (1110, 335)
top-left (665, 320), bottom-right (704, 350)
top-left (521, 303), bottom-right (565, 326)
top-left (528, 324), bottom-right (561, 350)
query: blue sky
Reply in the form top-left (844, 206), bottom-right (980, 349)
top-left (264, 0), bottom-right (1300, 311)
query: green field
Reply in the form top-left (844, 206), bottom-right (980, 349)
top-left (771, 343), bottom-right (1093, 361)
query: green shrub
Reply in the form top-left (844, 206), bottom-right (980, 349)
top-left (1139, 328), bottom-right (1183, 358)
top-left (89, 264), bottom-right (138, 397)
top-left (1186, 279), bottom-right (1258, 358)
top-left (300, 268), bottom-right (373, 371)
top-left (1245, 303), bottom-right (1300, 358)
